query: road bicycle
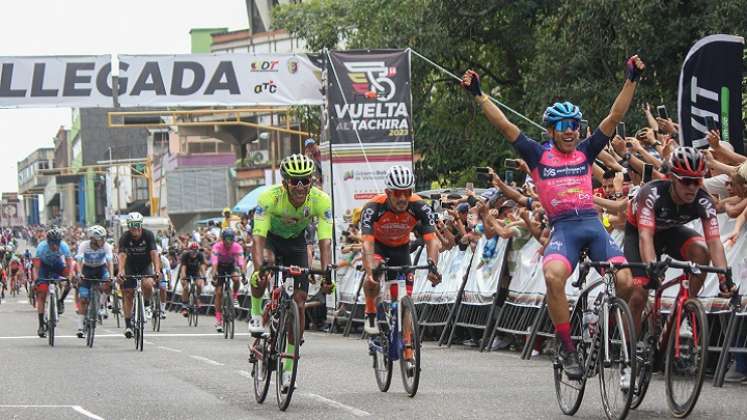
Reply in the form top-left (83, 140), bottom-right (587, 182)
top-left (249, 264), bottom-right (328, 411)
top-left (183, 276), bottom-right (205, 327)
top-left (364, 262), bottom-right (436, 398)
top-left (553, 257), bottom-right (637, 420)
top-left (39, 277), bottom-right (67, 347)
top-left (123, 275), bottom-right (149, 352)
top-left (80, 277), bottom-right (111, 348)
top-left (628, 258), bottom-right (729, 418)
top-left (214, 273), bottom-right (242, 339)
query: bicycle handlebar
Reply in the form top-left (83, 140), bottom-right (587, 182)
top-left (264, 265), bottom-right (329, 277)
top-left (77, 277), bottom-right (112, 283)
top-left (356, 264), bottom-right (434, 274)
top-left (582, 258), bottom-right (732, 279)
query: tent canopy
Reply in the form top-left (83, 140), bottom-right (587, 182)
top-left (233, 185), bottom-right (270, 214)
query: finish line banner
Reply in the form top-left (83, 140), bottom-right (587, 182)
top-left (678, 34), bottom-right (744, 153)
top-left (324, 50), bottom-right (415, 235)
top-left (0, 54), bottom-right (323, 108)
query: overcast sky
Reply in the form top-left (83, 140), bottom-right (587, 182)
top-left (0, 0), bottom-right (250, 193)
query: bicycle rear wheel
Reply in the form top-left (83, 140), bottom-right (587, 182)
top-left (598, 297), bottom-right (636, 420)
top-left (399, 296), bottom-right (421, 397)
top-left (251, 335), bottom-right (272, 403)
top-left (276, 300), bottom-right (300, 411)
top-left (48, 294), bottom-right (57, 347)
top-left (630, 311), bottom-right (654, 410)
top-left (665, 298), bottom-right (707, 418)
top-left (112, 293), bottom-right (121, 328)
top-left (553, 306), bottom-right (586, 415)
top-left (86, 317), bottom-right (95, 348)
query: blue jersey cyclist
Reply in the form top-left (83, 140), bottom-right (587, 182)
top-left (33, 227), bottom-right (73, 338)
top-left (74, 225), bottom-right (114, 339)
top-left (462, 55), bottom-right (646, 382)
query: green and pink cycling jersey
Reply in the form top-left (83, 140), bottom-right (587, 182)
top-left (512, 129), bottom-right (625, 273)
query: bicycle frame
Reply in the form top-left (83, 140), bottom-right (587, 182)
top-left (650, 274), bottom-right (694, 360)
top-left (370, 273), bottom-right (409, 362)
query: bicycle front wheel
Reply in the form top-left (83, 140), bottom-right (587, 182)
top-left (630, 310), bottom-right (654, 410)
top-left (251, 335), bottom-right (272, 403)
top-left (112, 294), bottom-right (121, 328)
top-left (86, 317), bottom-right (96, 348)
top-left (152, 293), bottom-right (161, 332)
top-left (276, 300), bottom-right (300, 411)
top-left (48, 295), bottom-right (57, 347)
top-left (399, 296), bottom-right (421, 397)
top-left (553, 305), bottom-right (586, 415)
top-left (665, 298), bottom-right (707, 418)
top-left (135, 293), bottom-right (145, 352)
top-left (598, 297), bottom-right (636, 420)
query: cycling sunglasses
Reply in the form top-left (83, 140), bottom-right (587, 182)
top-left (286, 177), bottom-right (312, 187)
top-left (388, 189), bottom-right (412, 198)
top-left (672, 174), bottom-right (703, 187)
top-left (553, 119), bottom-right (580, 132)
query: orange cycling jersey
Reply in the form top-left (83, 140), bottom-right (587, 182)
top-left (360, 194), bottom-right (436, 247)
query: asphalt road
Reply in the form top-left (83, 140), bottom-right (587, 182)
top-left (1, 288), bottom-right (746, 420)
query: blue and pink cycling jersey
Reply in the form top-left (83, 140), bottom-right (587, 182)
top-left (512, 129), bottom-right (625, 273)
top-left (211, 241), bottom-right (245, 269)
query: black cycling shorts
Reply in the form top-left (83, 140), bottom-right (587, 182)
top-left (214, 264), bottom-right (239, 286)
top-left (265, 232), bottom-right (309, 293)
top-left (623, 222), bottom-right (705, 289)
top-left (374, 242), bottom-right (412, 282)
top-left (122, 266), bottom-right (155, 290)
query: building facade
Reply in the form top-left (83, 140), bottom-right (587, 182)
top-left (17, 148), bottom-right (54, 225)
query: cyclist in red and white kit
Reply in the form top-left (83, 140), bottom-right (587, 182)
top-left (462, 55), bottom-right (645, 380)
top-left (625, 146), bottom-right (736, 332)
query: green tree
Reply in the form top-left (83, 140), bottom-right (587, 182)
top-left (274, 0), bottom-right (747, 184)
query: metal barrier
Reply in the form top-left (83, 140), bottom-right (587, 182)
top-left (713, 295), bottom-right (745, 387)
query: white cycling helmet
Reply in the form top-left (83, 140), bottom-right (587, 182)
top-left (384, 165), bottom-right (415, 190)
top-left (126, 212), bottom-right (144, 228)
top-left (87, 225), bottom-right (106, 241)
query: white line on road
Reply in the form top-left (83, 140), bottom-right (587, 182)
top-left (236, 370), bottom-right (252, 379)
top-left (0, 405), bottom-right (105, 420)
top-left (189, 355), bottom-right (224, 366)
top-left (0, 332), bottom-right (250, 340)
top-left (72, 405), bottom-right (105, 420)
top-left (158, 345), bottom-right (182, 353)
top-left (301, 393), bottom-right (371, 417)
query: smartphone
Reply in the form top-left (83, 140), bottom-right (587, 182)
top-left (505, 159), bottom-right (519, 169)
top-left (475, 167), bottom-right (491, 173)
top-left (656, 105), bottom-right (668, 120)
top-left (642, 163), bottom-right (653, 183)
top-left (430, 193), bottom-right (441, 201)
top-left (616, 122), bottom-right (626, 139)
top-left (505, 170), bottom-right (514, 185)
top-left (465, 182), bottom-right (474, 192)
top-left (704, 116), bottom-right (717, 131)
top-left (580, 119), bottom-right (589, 136)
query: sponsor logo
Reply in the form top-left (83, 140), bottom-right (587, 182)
top-left (549, 240), bottom-right (563, 249)
top-left (698, 197), bottom-right (717, 218)
top-left (550, 199), bottom-right (561, 207)
top-left (250, 60), bottom-right (280, 72)
top-left (255, 206), bottom-right (265, 216)
top-left (577, 193), bottom-right (592, 201)
top-left (643, 186), bottom-right (660, 210)
top-left (303, 206), bottom-right (311, 218)
top-left (323, 210), bottom-right (332, 220)
top-left (540, 163), bottom-right (587, 180)
top-left (344, 61), bottom-right (396, 102)
top-left (343, 170), bottom-right (354, 181)
top-left (254, 81), bottom-right (278, 94)
top-left (287, 58), bottom-right (299, 74)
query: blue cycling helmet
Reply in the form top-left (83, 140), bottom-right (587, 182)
top-left (221, 227), bottom-right (236, 241)
top-left (543, 101), bottom-right (582, 127)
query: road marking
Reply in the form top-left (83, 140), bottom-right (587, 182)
top-left (0, 405), bottom-right (104, 420)
top-left (236, 370), bottom-right (252, 379)
top-left (158, 345), bottom-right (182, 353)
top-left (189, 355), bottom-right (224, 366)
top-left (72, 405), bottom-right (105, 420)
top-left (144, 340), bottom-right (154, 345)
top-left (0, 332), bottom-right (249, 340)
top-left (302, 393), bottom-right (370, 417)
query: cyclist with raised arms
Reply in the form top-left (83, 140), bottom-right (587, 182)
top-left (210, 227), bottom-right (244, 332)
top-left (360, 165), bottom-right (442, 335)
top-left (33, 227), bottom-right (73, 338)
top-left (462, 55), bottom-right (645, 380)
top-left (249, 154), bottom-right (334, 391)
top-left (75, 225), bottom-right (114, 339)
top-left (625, 147), bottom-right (736, 331)
top-left (117, 212), bottom-right (161, 339)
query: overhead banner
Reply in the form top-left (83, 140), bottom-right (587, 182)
top-left (324, 49), bottom-right (414, 239)
top-left (0, 55), bottom-right (113, 108)
top-left (678, 34), bottom-right (744, 153)
top-left (0, 54), bottom-right (323, 108)
top-left (117, 53), bottom-right (323, 107)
